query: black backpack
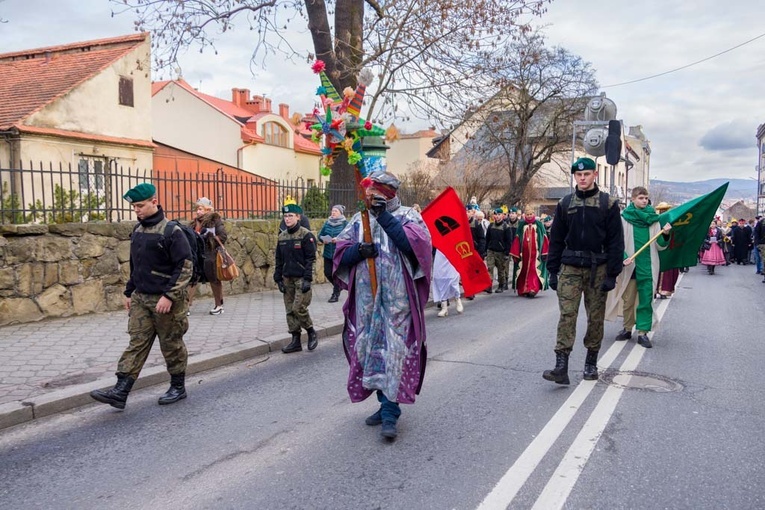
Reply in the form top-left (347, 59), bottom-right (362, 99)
top-left (163, 220), bottom-right (206, 284)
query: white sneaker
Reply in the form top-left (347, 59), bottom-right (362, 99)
top-left (456, 298), bottom-right (464, 313)
top-left (437, 302), bottom-right (448, 317)
top-left (186, 311), bottom-right (191, 316)
top-left (209, 305), bottom-right (224, 315)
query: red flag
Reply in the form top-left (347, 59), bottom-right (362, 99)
top-left (421, 187), bottom-right (491, 296)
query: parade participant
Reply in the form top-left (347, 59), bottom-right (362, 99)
top-left (606, 188), bottom-right (671, 349)
top-left (467, 205), bottom-right (486, 259)
top-left (653, 202), bottom-right (679, 299)
top-left (485, 208), bottom-right (513, 293)
top-left (274, 202), bottom-right (318, 353)
top-left (509, 205), bottom-right (549, 298)
top-left (90, 183), bottom-right (193, 409)
top-left (504, 207), bottom-right (520, 290)
top-left (188, 197), bottom-right (227, 315)
top-left (754, 216), bottom-right (765, 279)
top-left (432, 249), bottom-right (463, 316)
top-left (542, 215), bottom-right (553, 233)
top-left (752, 215), bottom-right (765, 274)
top-left (334, 170), bottom-right (432, 441)
top-left (700, 221), bottom-right (726, 274)
top-left (318, 205), bottom-right (348, 303)
top-left (543, 157), bottom-right (623, 384)
top-left (730, 219), bottom-right (750, 265)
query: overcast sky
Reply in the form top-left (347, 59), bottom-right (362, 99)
top-left (1, 0), bottom-right (763, 183)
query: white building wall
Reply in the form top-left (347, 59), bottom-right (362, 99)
top-left (26, 40), bottom-right (153, 143)
top-left (152, 83), bottom-right (242, 167)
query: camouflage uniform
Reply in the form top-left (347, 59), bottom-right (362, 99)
top-left (547, 185), bottom-right (623, 354)
top-left (119, 291), bottom-right (189, 378)
top-left (274, 224), bottom-right (317, 334)
top-left (485, 220), bottom-right (513, 290)
top-left (119, 210), bottom-right (193, 377)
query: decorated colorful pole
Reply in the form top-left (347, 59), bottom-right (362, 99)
top-left (358, 136), bottom-right (390, 298)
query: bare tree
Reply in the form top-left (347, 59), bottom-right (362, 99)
top-left (112, 0), bottom-right (552, 186)
top-left (447, 31), bottom-right (597, 207)
top-left (399, 161), bottom-right (437, 206)
top-left (432, 152), bottom-right (506, 208)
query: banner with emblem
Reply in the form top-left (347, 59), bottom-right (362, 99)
top-left (658, 182), bottom-right (728, 271)
top-left (421, 187), bottom-right (492, 296)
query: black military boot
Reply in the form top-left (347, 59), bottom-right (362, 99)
top-left (90, 374), bottom-right (135, 409)
top-left (328, 292), bottom-right (339, 303)
top-left (307, 327), bottom-right (318, 351)
top-left (158, 373), bottom-right (187, 405)
top-left (282, 332), bottom-right (302, 353)
top-left (542, 351), bottom-right (570, 385)
top-left (583, 350), bottom-right (599, 380)
top-left (615, 328), bottom-right (632, 341)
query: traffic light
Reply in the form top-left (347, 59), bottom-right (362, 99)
top-left (605, 119), bottom-right (622, 165)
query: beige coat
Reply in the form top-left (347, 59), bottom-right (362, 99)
top-left (605, 219), bottom-right (667, 331)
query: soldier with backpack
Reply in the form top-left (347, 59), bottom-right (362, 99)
top-left (543, 158), bottom-right (624, 385)
top-left (188, 197), bottom-right (227, 315)
top-left (90, 183), bottom-right (193, 410)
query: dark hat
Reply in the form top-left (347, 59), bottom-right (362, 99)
top-left (282, 203), bottom-right (303, 214)
top-left (509, 207), bottom-right (520, 213)
top-left (571, 157), bottom-right (596, 173)
top-left (123, 183), bottom-right (156, 203)
top-left (493, 208), bottom-right (503, 214)
top-left (543, 216), bottom-right (553, 222)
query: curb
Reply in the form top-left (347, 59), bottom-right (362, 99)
top-left (0, 320), bottom-right (344, 431)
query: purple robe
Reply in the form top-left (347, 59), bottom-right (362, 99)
top-left (333, 206), bottom-right (432, 404)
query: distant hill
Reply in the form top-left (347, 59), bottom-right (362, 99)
top-left (649, 178), bottom-right (755, 204)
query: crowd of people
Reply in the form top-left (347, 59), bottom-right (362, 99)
top-left (90, 166), bottom-right (764, 444)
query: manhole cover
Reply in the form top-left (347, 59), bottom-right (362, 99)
top-left (600, 370), bottom-right (683, 393)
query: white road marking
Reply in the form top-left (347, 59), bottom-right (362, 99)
top-left (478, 275), bottom-right (678, 510)
top-left (476, 340), bottom-right (628, 510)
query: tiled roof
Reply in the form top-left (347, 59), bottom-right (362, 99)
top-left (0, 33), bottom-right (148, 130)
top-left (155, 79), bottom-right (321, 154)
top-left (400, 129), bottom-right (439, 140)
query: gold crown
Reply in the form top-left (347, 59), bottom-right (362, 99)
top-left (455, 241), bottom-right (473, 259)
top-left (283, 195), bottom-right (297, 206)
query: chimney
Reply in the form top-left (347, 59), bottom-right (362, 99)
top-left (264, 98), bottom-right (272, 112)
top-left (243, 94), bottom-right (263, 114)
top-left (231, 88), bottom-right (250, 107)
top-left (279, 103), bottom-right (289, 120)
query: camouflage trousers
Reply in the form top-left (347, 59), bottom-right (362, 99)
top-left (283, 276), bottom-right (313, 333)
top-left (555, 264), bottom-right (608, 353)
top-left (486, 251), bottom-right (508, 288)
top-left (117, 291), bottom-right (189, 379)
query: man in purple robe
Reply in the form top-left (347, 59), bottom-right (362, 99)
top-left (333, 170), bottom-right (432, 441)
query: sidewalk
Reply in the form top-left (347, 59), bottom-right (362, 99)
top-left (0, 283), bottom-right (345, 430)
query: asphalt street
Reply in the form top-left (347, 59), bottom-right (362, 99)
top-left (0, 263), bottom-right (763, 509)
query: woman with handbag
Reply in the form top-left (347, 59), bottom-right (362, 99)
top-left (189, 197), bottom-right (227, 315)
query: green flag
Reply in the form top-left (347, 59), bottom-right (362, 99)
top-left (658, 183), bottom-right (728, 271)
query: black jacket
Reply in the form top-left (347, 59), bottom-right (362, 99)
top-left (546, 184), bottom-right (624, 278)
top-left (125, 207), bottom-right (193, 302)
top-left (486, 221), bottom-right (513, 254)
top-left (754, 219), bottom-right (765, 245)
top-left (470, 217), bottom-right (487, 258)
top-left (274, 224), bottom-right (317, 281)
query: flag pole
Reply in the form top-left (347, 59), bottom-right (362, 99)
top-left (625, 229), bottom-right (666, 264)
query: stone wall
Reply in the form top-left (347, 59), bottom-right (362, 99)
top-left (0, 219), bottom-right (328, 326)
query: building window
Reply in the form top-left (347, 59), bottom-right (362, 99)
top-left (119, 76), bottom-right (134, 107)
top-left (78, 158), bottom-right (105, 192)
top-left (262, 122), bottom-right (289, 147)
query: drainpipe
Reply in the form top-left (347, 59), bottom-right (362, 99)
top-left (1, 127), bottom-right (20, 167)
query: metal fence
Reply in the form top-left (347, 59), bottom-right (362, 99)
top-left (0, 161), bottom-right (422, 225)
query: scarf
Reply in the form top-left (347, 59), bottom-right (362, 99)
top-left (327, 216), bottom-right (346, 227)
top-left (622, 202), bottom-right (659, 228)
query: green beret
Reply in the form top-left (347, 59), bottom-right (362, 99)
top-left (571, 157), bottom-right (596, 173)
top-left (493, 208), bottom-right (503, 214)
top-left (543, 216), bottom-right (552, 222)
top-left (282, 203), bottom-right (303, 214)
top-left (509, 207), bottom-right (520, 213)
top-left (123, 183), bottom-right (156, 203)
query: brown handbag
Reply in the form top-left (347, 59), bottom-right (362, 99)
top-left (213, 235), bottom-right (239, 281)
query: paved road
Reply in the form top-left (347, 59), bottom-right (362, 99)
top-left (0, 263), bottom-right (763, 509)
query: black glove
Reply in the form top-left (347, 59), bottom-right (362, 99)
top-left (600, 275), bottom-right (616, 292)
top-left (277, 281), bottom-right (286, 294)
top-left (301, 279), bottom-right (312, 293)
top-left (548, 273), bottom-right (558, 291)
top-left (358, 242), bottom-right (378, 259)
top-left (368, 195), bottom-right (387, 217)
